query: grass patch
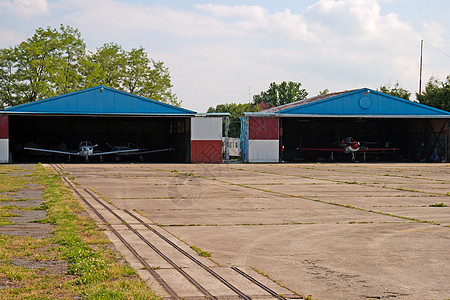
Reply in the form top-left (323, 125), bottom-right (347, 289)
top-left (0, 164), bottom-right (160, 300)
top-left (0, 166), bottom-right (30, 193)
top-left (190, 245), bottom-right (212, 257)
top-left (0, 201), bottom-right (21, 225)
top-left (429, 203), bottom-right (447, 207)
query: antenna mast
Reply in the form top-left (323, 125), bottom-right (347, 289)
top-left (419, 40), bottom-right (423, 95)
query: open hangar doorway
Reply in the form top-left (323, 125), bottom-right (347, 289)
top-left (280, 117), bottom-right (449, 163)
top-left (9, 114), bottom-right (191, 163)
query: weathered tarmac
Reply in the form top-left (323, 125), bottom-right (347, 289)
top-left (59, 163), bottom-right (450, 300)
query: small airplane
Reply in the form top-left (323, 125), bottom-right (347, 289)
top-left (298, 137), bottom-right (400, 161)
top-left (24, 141), bottom-right (145, 162)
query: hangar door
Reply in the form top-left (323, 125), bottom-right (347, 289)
top-left (9, 115), bottom-right (190, 163)
top-left (280, 117), bottom-right (448, 162)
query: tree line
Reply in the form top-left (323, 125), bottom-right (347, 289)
top-left (0, 25), bottom-right (178, 109)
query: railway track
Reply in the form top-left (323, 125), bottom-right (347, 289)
top-left (49, 164), bottom-right (298, 300)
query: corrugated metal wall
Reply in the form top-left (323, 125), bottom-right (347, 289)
top-left (0, 115), bottom-right (8, 163)
top-left (245, 117), bottom-right (279, 163)
top-left (191, 117), bottom-right (223, 163)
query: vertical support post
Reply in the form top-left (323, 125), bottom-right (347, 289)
top-left (240, 116), bottom-right (249, 162)
top-left (224, 115), bottom-right (230, 161)
top-left (279, 118), bottom-right (283, 162)
top-left (445, 119), bottom-right (449, 163)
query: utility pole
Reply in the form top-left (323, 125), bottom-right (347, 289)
top-left (419, 40), bottom-right (423, 95)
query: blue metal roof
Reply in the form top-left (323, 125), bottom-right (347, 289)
top-left (261, 88), bottom-right (450, 116)
top-left (4, 86), bottom-right (196, 115)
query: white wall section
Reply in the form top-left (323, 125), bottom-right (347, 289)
top-left (0, 139), bottom-right (9, 163)
top-left (191, 117), bottom-right (222, 140)
top-left (248, 140), bottom-right (279, 163)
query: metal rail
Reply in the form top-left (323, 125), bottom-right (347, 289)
top-left (81, 188), bottom-right (216, 300)
top-left (48, 164), bottom-right (179, 299)
top-left (231, 267), bottom-right (286, 300)
top-left (124, 209), bottom-right (252, 300)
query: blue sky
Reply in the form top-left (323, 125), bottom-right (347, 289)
top-left (1, 0), bottom-right (449, 112)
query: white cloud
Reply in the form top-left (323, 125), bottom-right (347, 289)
top-left (0, 0), bottom-right (49, 17)
top-left (56, 0), bottom-right (243, 43)
top-left (304, 0), bottom-right (419, 44)
top-left (420, 21), bottom-right (445, 46)
top-left (195, 4), bottom-right (317, 42)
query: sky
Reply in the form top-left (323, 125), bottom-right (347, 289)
top-left (0, 0), bottom-right (449, 112)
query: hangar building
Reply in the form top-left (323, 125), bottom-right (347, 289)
top-left (0, 86), bottom-right (223, 163)
top-left (241, 88), bottom-right (450, 163)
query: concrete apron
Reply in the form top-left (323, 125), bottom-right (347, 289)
top-left (57, 163), bottom-right (450, 300)
top-left (56, 167), bottom-right (295, 299)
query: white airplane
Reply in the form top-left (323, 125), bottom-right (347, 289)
top-left (24, 141), bottom-right (143, 162)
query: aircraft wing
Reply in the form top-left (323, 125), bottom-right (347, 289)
top-left (24, 147), bottom-right (78, 156)
top-left (117, 148), bottom-right (175, 156)
top-left (299, 147), bottom-right (400, 152)
top-left (358, 147), bottom-right (400, 152)
top-left (299, 148), bottom-right (347, 152)
top-left (90, 148), bottom-right (141, 156)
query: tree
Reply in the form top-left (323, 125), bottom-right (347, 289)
top-left (140, 59), bottom-right (179, 106)
top-left (207, 103), bottom-right (260, 137)
top-left (318, 89), bottom-right (329, 96)
top-left (416, 76), bottom-right (450, 111)
top-left (0, 25), bottom-right (86, 108)
top-left (0, 25), bottom-right (179, 108)
top-left (87, 42), bottom-right (125, 89)
top-left (53, 25), bottom-right (86, 95)
top-left (378, 81), bottom-right (411, 100)
top-left (122, 47), bottom-right (149, 95)
top-left (0, 47), bottom-right (17, 108)
top-left (253, 81), bottom-right (308, 107)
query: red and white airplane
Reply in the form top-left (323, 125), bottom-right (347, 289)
top-left (298, 137), bottom-right (400, 161)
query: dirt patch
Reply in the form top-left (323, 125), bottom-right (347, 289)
top-left (0, 177), bottom-right (54, 238)
top-left (0, 165), bottom-right (73, 294)
top-left (10, 259), bottom-right (69, 275)
top-left (0, 259), bottom-right (72, 290)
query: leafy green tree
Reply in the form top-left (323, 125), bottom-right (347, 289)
top-left (0, 25), bottom-right (86, 108)
top-left (0, 25), bottom-right (179, 108)
top-left (378, 81), bottom-right (411, 100)
top-left (0, 47), bottom-right (17, 108)
top-left (54, 25), bottom-right (86, 95)
top-left (140, 59), bottom-right (179, 106)
top-left (207, 103), bottom-right (260, 137)
top-left (416, 76), bottom-right (450, 111)
top-left (318, 88), bottom-right (329, 96)
top-left (122, 47), bottom-right (149, 95)
top-left (87, 42), bottom-right (125, 89)
top-left (253, 81), bottom-right (308, 107)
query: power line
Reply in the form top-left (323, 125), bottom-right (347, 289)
top-left (424, 41), bottom-right (450, 59)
